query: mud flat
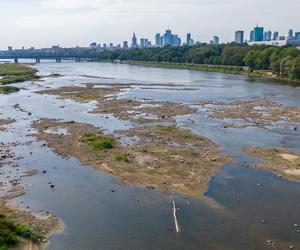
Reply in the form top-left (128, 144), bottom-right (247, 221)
top-left (0, 137), bottom-right (63, 250)
top-left (199, 99), bottom-right (300, 128)
top-left (33, 119), bottom-right (231, 197)
top-left (0, 118), bottom-right (15, 130)
top-left (243, 147), bottom-right (300, 180)
top-left (36, 85), bottom-right (196, 123)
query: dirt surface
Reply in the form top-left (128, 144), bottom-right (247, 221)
top-left (199, 99), bottom-right (300, 128)
top-left (0, 118), bottom-right (15, 130)
top-left (243, 147), bottom-right (300, 180)
top-left (36, 85), bottom-right (196, 123)
top-left (32, 119), bottom-right (231, 197)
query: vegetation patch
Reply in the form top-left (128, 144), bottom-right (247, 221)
top-left (115, 153), bottom-right (130, 163)
top-left (0, 214), bottom-right (38, 250)
top-left (81, 133), bottom-right (114, 150)
top-left (0, 63), bottom-right (39, 85)
top-left (0, 64), bottom-right (37, 76)
top-left (0, 86), bottom-right (20, 94)
top-left (75, 92), bottom-right (99, 100)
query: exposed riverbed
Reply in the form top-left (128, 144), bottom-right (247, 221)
top-left (1, 61), bottom-right (300, 250)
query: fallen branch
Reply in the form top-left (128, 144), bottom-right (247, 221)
top-left (172, 200), bottom-right (180, 233)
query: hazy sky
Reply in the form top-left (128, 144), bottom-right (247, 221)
top-left (1, 0), bottom-right (299, 49)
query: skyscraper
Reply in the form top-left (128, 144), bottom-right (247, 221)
top-left (288, 29), bottom-right (294, 39)
top-left (163, 29), bottom-right (172, 45)
top-left (213, 36), bottom-right (220, 45)
top-left (235, 31), bottom-right (244, 44)
top-left (123, 41), bottom-right (128, 49)
top-left (155, 33), bottom-right (162, 47)
top-left (140, 38), bottom-right (145, 48)
top-left (273, 31), bottom-right (279, 41)
top-left (186, 33), bottom-right (191, 46)
top-left (250, 30), bottom-right (254, 42)
top-left (131, 32), bottom-right (138, 48)
top-left (253, 26), bottom-right (264, 42)
top-left (266, 31), bottom-right (272, 41)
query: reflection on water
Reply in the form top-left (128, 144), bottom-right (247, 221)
top-left (0, 62), bottom-right (300, 250)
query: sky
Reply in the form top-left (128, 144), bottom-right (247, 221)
top-left (0, 0), bottom-right (300, 49)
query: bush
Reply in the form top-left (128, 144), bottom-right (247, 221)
top-left (81, 133), bottom-right (114, 150)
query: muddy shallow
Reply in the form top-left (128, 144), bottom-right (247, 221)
top-left (0, 61), bottom-right (300, 250)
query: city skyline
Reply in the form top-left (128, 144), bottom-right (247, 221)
top-left (0, 0), bottom-right (300, 50)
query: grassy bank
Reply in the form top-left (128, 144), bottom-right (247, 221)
top-left (0, 63), bottom-right (39, 85)
top-left (0, 214), bottom-right (38, 250)
top-left (121, 61), bottom-right (300, 85)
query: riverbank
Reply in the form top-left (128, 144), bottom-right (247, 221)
top-left (120, 61), bottom-right (300, 85)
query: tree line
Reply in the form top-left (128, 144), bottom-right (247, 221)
top-left (96, 44), bottom-right (300, 81)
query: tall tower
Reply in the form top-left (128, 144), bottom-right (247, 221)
top-left (131, 32), bottom-right (138, 48)
top-left (186, 33), bottom-right (191, 46)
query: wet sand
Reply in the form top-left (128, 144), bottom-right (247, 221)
top-left (32, 119), bottom-right (231, 197)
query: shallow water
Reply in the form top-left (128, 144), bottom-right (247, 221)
top-left (0, 61), bottom-right (300, 250)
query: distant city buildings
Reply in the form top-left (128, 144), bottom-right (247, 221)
top-left (2, 26), bottom-right (300, 55)
top-left (235, 31), bottom-right (244, 44)
top-left (245, 25), bottom-right (300, 47)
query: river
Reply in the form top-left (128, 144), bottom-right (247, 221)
top-left (0, 61), bottom-right (300, 250)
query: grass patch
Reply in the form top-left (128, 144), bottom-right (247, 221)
top-left (64, 121), bottom-right (75, 124)
top-left (0, 64), bottom-right (39, 85)
top-left (0, 214), bottom-right (38, 250)
top-left (115, 153), bottom-right (130, 163)
top-left (0, 75), bottom-right (39, 85)
top-left (75, 92), bottom-right (98, 100)
top-left (158, 126), bottom-right (176, 132)
top-left (81, 133), bottom-right (114, 150)
top-left (0, 64), bottom-right (37, 76)
top-left (0, 86), bottom-right (20, 94)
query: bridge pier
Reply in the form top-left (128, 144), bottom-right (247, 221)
top-left (35, 58), bottom-right (41, 63)
top-left (56, 58), bottom-right (61, 63)
top-left (14, 58), bottom-right (19, 64)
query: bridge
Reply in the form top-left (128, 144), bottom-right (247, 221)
top-left (0, 49), bottom-right (98, 63)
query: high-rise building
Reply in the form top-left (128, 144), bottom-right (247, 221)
top-left (253, 26), bottom-right (264, 42)
top-left (140, 38), bottom-right (145, 48)
top-left (250, 30), bottom-right (254, 42)
top-left (186, 33), bottom-right (191, 46)
top-left (266, 31), bottom-right (272, 41)
top-left (235, 31), bottom-right (244, 44)
top-left (213, 36), bottom-right (220, 45)
top-left (123, 41), bottom-right (128, 49)
top-left (288, 29), bottom-right (294, 39)
top-left (155, 33), bottom-right (162, 47)
top-left (131, 32), bottom-right (138, 48)
top-left (163, 29), bottom-right (172, 45)
top-left (295, 32), bottom-right (300, 39)
top-left (273, 31), bottom-right (279, 41)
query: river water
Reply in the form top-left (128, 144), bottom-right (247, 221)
top-left (0, 61), bottom-right (300, 250)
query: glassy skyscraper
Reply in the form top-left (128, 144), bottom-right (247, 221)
top-left (235, 31), bottom-right (244, 44)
